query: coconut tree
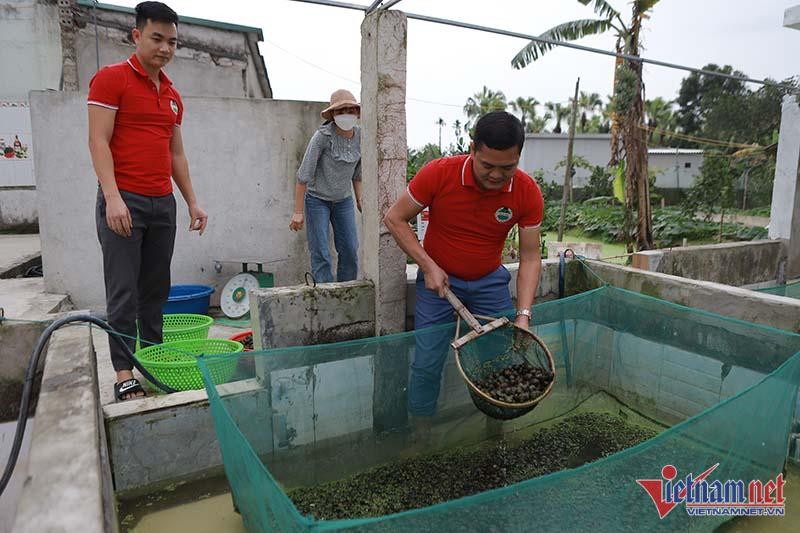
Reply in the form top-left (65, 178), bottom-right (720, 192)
top-left (510, 96), bottom-right (540, 131)
top-left (512, 0), bottom-right (660, 251)
top-left (463, 86), bottom-right (508, 130)
top-left (644, 97), bottom-right (675, 145)
top-left (435, 117), bottom-right (446, 152)
top-left (527, 111), bottom-right (553, 133)
top-left (545, 101), bottom-right (569, 134)
top-left (576, 91), bottom-right (603, 132)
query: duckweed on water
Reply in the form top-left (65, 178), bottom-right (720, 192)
top-left (288, 412), bottom-right (657, 520)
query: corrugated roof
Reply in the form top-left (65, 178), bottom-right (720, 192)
top-left (648, 148), bottom-right (704, 155)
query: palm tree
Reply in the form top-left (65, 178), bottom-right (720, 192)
top-left (463, 86), bottom-right (507, 130)
top-left (511, 0), bottom-right (660, 251)
top-left (644, 97), bottom-right (675, 145)
top-left (576, 91), bottom-right (603, 132)
top-left (510, 96), bottom-right (540, 131)
top-left (545, 101), bottom-right (569, 134)
top-left (527, 111), bottom-right (553, 133)
top-left (435, 117), bottom-right (446, 152)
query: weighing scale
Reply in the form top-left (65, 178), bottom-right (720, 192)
top-left (214, 259), bottom-right (275, 319)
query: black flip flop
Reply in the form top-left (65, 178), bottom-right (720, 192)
top-left (114, 378), bottom-right (145, 402)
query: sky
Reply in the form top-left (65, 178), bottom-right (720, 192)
top-left (110, 0), bottom-right (800, 149)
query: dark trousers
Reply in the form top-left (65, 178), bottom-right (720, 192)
top-left (96, 188), bottom-right (176, 372)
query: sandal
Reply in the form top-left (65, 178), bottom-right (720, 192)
top-left (114, 378), bottom-right (145, 402)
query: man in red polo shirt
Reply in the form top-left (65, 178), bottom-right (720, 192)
top-left (88, 2), bottom-right (207, 401)
top-left (384, 111), bottom-right (544, 419)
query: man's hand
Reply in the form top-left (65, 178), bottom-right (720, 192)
top-left (105, 194), bottom-right (132, 237)
top-left (422, 263), bottom-right (449, 298)
top-left (289, 213), bottom-right (304, 231)
top-left (356, 197), bottom-right (362, 213)
top-left (188, 204), bottom-right (208, 235)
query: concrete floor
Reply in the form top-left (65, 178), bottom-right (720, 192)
top-left (0, 234), bottom-right (40, 278)
top-left (95, 322), bottom-right (246, 407)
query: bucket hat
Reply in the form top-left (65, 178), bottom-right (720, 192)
top-left (321, 89), bottom-right (360, 120)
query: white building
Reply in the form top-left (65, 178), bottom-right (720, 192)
top-left (520, 133), bottom-right (704, 191)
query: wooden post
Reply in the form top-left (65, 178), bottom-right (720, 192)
top-left (558, 78), bottom-right (580, 242)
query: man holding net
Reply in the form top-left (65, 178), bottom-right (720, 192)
top-left (384, 111), bottom-right (545, 420)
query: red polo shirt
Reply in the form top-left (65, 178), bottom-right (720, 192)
top-left (407, 154), bottom-right (544, 280)
top-left (88, 54), bottom-right (183, 196)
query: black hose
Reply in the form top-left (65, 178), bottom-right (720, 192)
top-left (0, 314), bottom-right (177, 496)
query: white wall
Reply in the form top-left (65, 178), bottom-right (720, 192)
top-left (72, 18), bottom-right (266, 98)
top-left (649, 152), bottom-right (702, 189)
top-left (522, 133), bottom-right (704, 189)
top-left (30, 91), bottom-right (329, 309)
top-left (0, 1), bottom-right (62, 100)
top-left (521, 134), bottom-right (611, 188)
top-left (0, 104), bottom-right (36, 229)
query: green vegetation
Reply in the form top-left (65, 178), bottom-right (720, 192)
top-left (539, 203), bottom-right (766, 249)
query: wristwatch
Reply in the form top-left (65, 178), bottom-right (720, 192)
top-left (516, 308), bottom-right (532, 318)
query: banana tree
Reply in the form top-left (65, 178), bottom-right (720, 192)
top-left (512, 0), bottom-right (660, 251)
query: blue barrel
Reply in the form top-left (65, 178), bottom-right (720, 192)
top-left (163, 285), bottom-right (215, 315)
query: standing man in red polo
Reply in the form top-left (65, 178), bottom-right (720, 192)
top-left (88, 2), bottom-right (207, 401)
top-left (384, 111), bottom-right (544, 419)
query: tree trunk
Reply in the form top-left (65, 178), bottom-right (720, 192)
top-left (624, 7), bottom-right (653, 251)
top-left (609, 38), bottom-right (633, 254)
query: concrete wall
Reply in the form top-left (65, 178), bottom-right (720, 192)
top-left (786, 5), bottom-right (800, 29)
top-left (0, 0), bottom-right (270, 100)
top-left (631, 240), bottom-right (785, 287)
top-left (70, 5), bottom-right (270, 98)
top-left (0, 1), bottom-right (63, 100)
top-left (770, 95), bottom-right (800, 279)
top-left (568, 259), bottom-right (800, 333)
top-left (13, 319), bottom-right (114, 533)
top-left (0, 104), bottom-right (37, 230)
top-left (30, 91), bottom-right (328, 309)
top-left (521, 134), bottom-right (610, 188)
top-left (648, 150), bottom-right (702, 189)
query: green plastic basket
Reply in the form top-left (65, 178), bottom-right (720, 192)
top-left (136, 314), bottom-right (214, 351)
top-left (135, 338), bottom-right (243, 391)
top-left (162, 313), bottom-right (214, 343)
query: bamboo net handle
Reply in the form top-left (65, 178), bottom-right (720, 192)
top-left (444, 287), bottom-right (483, 334)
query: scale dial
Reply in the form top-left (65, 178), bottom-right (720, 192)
top-left (220, 273), bottom-right (260, 318)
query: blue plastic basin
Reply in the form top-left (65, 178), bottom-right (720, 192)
top-left (163, 284), bottom-right (215, 315)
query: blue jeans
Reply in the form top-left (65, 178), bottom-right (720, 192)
top-left (409, 265), bottom-right (514, 416)
top-left (304, 193), bottom-right (358, 283)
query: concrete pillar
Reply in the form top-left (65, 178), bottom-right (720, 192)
top-left (359, 10), bottom-right (408, 336)
top-left (58, 0), bottom-right (79, 91)
top-left (360, 10), bottom-right (409, 433)
top-left (769, 96), bottom-right (800, 278)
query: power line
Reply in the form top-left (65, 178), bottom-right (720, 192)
top-left (289, 0), bottom-right (798, 93)
top-left (263, 38), bottom-right (360, 86)
top-left (639, 124), bottom-right (765, 149)
top-left (262, 38), bottom-right (463, 108)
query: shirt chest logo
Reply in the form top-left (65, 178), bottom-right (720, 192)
top-left (494, 206), bottom-right (513, 223)
top-left (170, 100), bottom-right (179, 115)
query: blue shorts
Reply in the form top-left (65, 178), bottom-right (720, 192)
top-left (409, 265), bottom-right (514, 417)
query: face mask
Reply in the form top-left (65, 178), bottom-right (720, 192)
top-left (334, 114), bottom-right (357, 131)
